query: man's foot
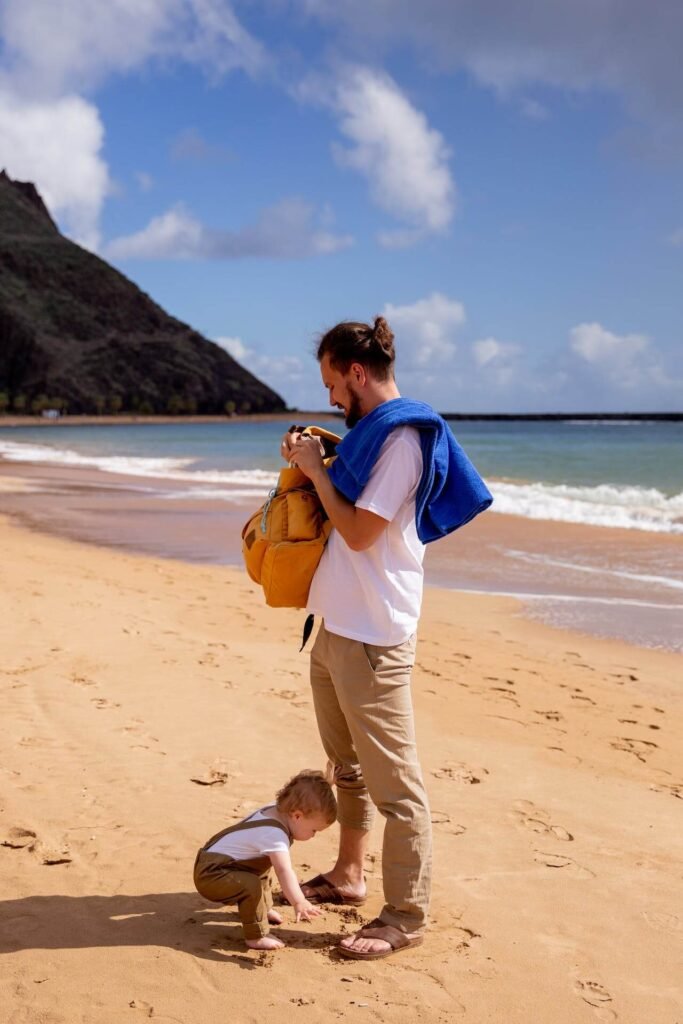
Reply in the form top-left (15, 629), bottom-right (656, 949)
top-left (245, 935), bottom-right (285, 950)
top-left (338, 918), bottom-right (423, 960)
top-left (300, 872), bottom-right (367, 907)
top-left (267, 909), bottom-right (283, 925)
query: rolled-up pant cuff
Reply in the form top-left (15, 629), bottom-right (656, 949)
top-left (242, 920), bottom-right (269, 939)
top-left (378, 907), bottom-right (428, 934)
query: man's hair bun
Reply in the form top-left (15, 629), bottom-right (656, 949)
top-left (372, 316), bottom-right (394, 354)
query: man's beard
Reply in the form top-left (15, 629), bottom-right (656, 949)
top-left (344, 389), bottom-right (363, 428)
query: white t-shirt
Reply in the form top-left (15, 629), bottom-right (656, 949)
top-left (207, 806), bottom-right (290, 859)
top-left (307, 425), bottom-right (425, 646)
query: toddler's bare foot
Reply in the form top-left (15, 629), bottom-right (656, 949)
top-left (246, 935), bottom-right (285, 950)
top-left (267, 909), bottom-right (283, 925)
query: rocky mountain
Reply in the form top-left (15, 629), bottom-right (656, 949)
top-left (0, 171), bottom-right (286, 415)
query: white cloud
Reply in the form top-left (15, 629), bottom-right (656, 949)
top-left (667, 226), bottom-right (683, 247)
top-left (0, 0), bottom-right (265, 96)
top-left (302, 66), bottom-right (455, 243)
top-left (214, 335), bottom-right (311, 404)
top-left (383, 292), bottom-right (465, 368)
top-left (0, 0), bottom-right (266, 247)
top-left (0, 89), bottom-right (110, 249)
top-left (563, 320), bottom-right (683, 403)
top-left (471, 336), bottom-right (522, 392)
top-left (214, 336), bottom-right (249, 361)
top-left (106, 198), bottom-right (354, 260)
top-left (473, 337), bottom-right (520, 366)
top-left (298, 1), bottom-right (683, 141)
top-left (570, 322), bottom-right (649, 364)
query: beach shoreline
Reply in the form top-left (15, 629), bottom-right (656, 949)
top-left (0, 412), bottom-right (336, 429)
top-left (1, 512), bottom-right (681, 1023)
top-left (1, 452), bottom-right (681, 653)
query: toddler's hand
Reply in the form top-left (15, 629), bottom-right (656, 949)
top-left (294, 900), bottom-right (322, 922)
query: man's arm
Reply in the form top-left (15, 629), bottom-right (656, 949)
top-left (288, 435), bottom-right (388, 552)
top-left (268, 849), bottom-right (322, 921)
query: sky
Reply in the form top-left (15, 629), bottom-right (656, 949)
top-left (1, 0), bottom-right (682, 413)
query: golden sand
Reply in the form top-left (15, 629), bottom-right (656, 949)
top-left (1, 515), bottom-right (681, 1023)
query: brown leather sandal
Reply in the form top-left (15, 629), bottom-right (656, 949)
top-left (338, 917), bottom-right (424, 960)
top-left (300, 873), bottom-right (367, 907)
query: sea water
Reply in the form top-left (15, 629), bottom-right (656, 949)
top-left (1, 419), bottom-right (682, 533)
top-left (1, 418), bottom-right (682, 651)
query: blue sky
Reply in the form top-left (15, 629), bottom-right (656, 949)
top-left (1, 0), bottom-right (681, 412)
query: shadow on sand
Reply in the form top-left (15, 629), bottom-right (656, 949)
top-left (0, 891), bottom-right (342, 968)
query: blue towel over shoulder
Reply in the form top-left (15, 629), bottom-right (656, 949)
top-left (328, 398), bottom-right (493, 544)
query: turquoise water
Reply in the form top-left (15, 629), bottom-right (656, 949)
top-left (1, 418), bottom-right (681, 533)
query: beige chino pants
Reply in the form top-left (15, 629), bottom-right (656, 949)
top-left (310, 622), bottom-right (432, 933)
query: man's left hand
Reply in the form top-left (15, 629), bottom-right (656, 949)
top-left (289, 435), bottom-right (325, 479)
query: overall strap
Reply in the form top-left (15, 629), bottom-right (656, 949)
top-left (201, 810), bottom-right (291, 853)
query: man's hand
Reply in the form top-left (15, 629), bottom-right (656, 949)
top-left (289, 435), bottom-right (325, 478)
top-left (280, 424), bottom-right (304, 463)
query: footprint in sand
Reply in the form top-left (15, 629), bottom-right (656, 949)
top-left (417, 663), bottom-right (443, 678)
top-left (488, 686), bottom-right (520, 707)
top-left (648, 782), bottom-right (682, 800)
top-left (129, 999), bottom-right (155, 1016)
top-left (610, 736), bottom-right (658, 763)
top-left (570, 691), bottom-right (597, 706)
top-left (534, 709), bottom-right (564, 722)
top-left (91, 697), bottom-right (121, 711)
top-left (264, 689), bottom-right (309, 708)
top-left (512, 800), bottom-right (574, 841)
top-left (69, 673), bottom-right (96, 688)
top-left (534, 851), bottom-right (595, 878)
top-left (574, 979), bottom-right (616, 1021)
top-left (430, 810), bottom-right (467, 835)
top-left (1, 827), bottom-right (72, 866)
top-left (432, 762), bottom-right (488, 785)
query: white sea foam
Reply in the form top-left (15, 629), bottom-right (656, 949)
top-left (158, 487), bottom-right (275, 502)
top-left (503, 549), bottom-right (683, 592)
top-left (0, 440), bottom-right (278, 491)
top-left (453, 586), bottom-right (682, 610)
top-left (490, 481), bottom-right (683, 534)
top-left (3, 438), bottom-right (683, 533)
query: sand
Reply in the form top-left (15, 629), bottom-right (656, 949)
top-left (1, 514), bottom-right (681, 1024)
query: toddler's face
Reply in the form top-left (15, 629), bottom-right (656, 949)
top-left (289, 810), bottom-right (331, 842)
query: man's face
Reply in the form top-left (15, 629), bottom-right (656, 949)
top-left (320, 354), bottom-right (364, 427)
top-left (319, 354), bottom-right (366, 425)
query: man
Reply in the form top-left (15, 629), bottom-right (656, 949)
top-left (282, 316), bottom-right (491, 960)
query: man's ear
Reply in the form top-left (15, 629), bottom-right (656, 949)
top-left (349, 362), bottom-right (366, 386)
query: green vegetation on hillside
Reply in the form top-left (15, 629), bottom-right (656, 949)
top-left (0, 171), bottom-right (286, 416)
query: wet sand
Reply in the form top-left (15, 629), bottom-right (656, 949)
top-left (1, 513), bottom-right (681, 1023)
top-left (1, 458), bottom-right (682, 651)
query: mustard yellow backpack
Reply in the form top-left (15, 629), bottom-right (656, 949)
top-left (241, 426), bottom-right (342, 611)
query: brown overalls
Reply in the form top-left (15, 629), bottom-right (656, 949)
top-left (194, 811), bottom-right (291, 940)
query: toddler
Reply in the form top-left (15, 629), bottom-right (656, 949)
top-left (193, 769), bottom-right (336, 950)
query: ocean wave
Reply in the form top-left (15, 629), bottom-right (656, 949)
top-left (3, 438), bottom-right (683, 534)
top-left (0, 440), bottom-right (278, 489)
top-left (490, 481), bottom-right (683, 534)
